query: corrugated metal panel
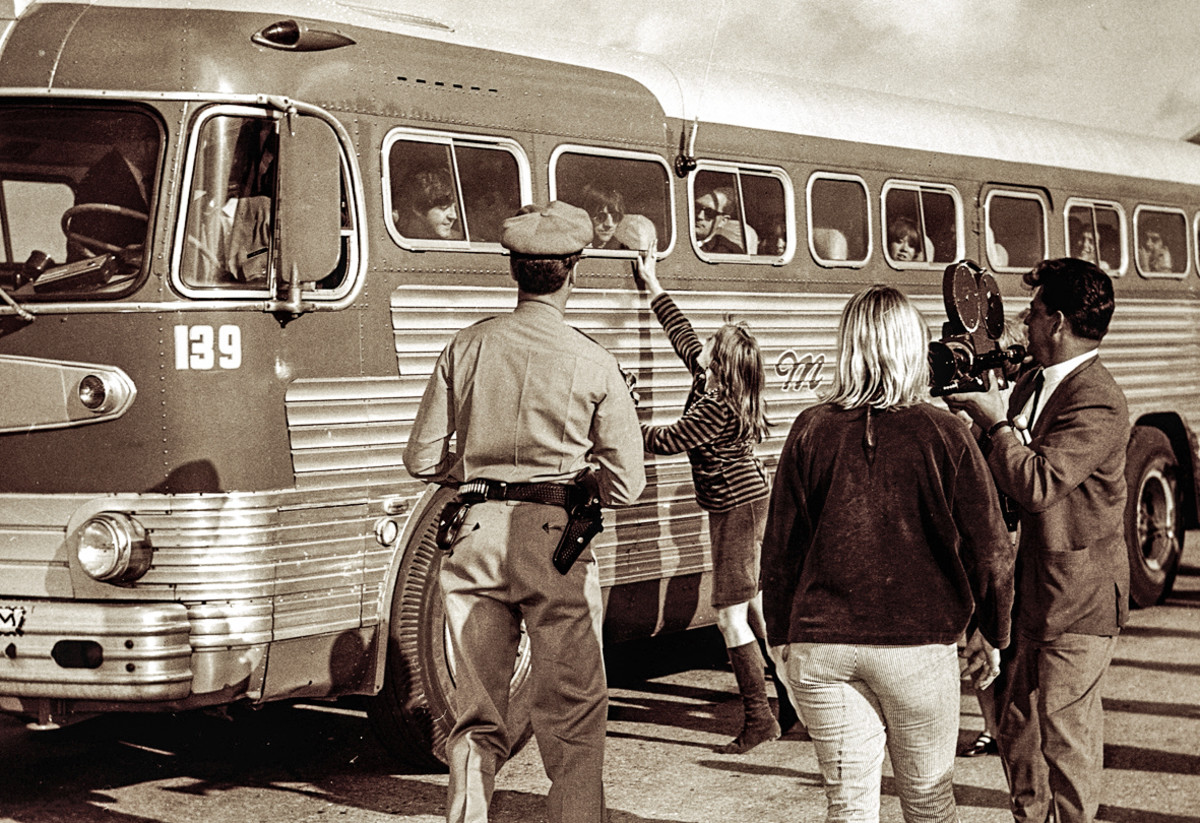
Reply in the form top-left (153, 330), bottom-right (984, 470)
top-left (0, 495), bottom-right (86, 598)
top-left (1104, 297), bottom-right (1200, 428)
top-left (389, 283), bottom-right (850, 586)
top-left (285, 377), bottom-right (411, 490)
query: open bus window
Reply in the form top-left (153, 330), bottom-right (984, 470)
top-left (985, 191), bottom-right (1047, 272)
top-left (551, 147), bottom-right (672, 255)
top-left (0, 105), bottom-right (160, 298)
top-left (882, 182), bottom-right (962, 268)
top-left (808, 173), bottom-right (870, 267)
top-left (686, 164), bottom-right (790, 262)
top-left (1134, 207), bottom-right (1188, 278)
top-left (181, 115), bottom-right (278, 289)
top-left (1066, 200), bottom-right (1124, 274)
top-left (385, 131), bottom-right (526, 250)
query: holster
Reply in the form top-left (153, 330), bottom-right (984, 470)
top-left (552, 471), bottom-right (604, 575)
top-left (435, 488), bottom-right (485, 555)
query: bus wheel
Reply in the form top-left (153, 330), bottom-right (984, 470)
top-left (1124, 426), bottom-right (1183, 608)
top-left (367, 487), bottom-right (535, 770)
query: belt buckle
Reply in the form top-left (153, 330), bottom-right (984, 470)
top-left (460, 479), bottom-right (490, 500)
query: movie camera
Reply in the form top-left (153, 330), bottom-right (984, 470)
top-left (928, 259), bottom-right (1025, 397)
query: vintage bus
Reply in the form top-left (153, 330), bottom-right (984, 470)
top-left (0, 0), bottom-right (1194, 767)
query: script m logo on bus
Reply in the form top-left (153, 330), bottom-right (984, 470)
top-left (776, 350), bottom-right (824, 398)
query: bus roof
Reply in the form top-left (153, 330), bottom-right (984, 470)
top-left (9, 0), bottom-right (1200, 188)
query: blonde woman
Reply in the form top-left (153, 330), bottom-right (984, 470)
top-left (762, 284), bottom-right (1015, 822)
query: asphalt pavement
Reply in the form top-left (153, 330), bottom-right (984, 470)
top-left (1, 537), bottom-right (1198, 822)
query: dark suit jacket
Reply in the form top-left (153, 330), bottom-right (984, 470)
top-left (989, 355), bottom-right (1130, 640)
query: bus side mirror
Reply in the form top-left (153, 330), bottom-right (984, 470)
top-left (276, 115), bottom-right (342, 313)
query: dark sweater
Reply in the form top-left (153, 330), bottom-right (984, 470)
top-left (761, 402), bottom-right (1015, 649)
top-left (641, 293), bottom-right (769, 513)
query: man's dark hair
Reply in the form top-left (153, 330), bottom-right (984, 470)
top-left (1024, 257), bottom-right (1115, 340)
top-left (510, 252), bottom-right (581, 295)
top-left (402, 168), bottom-right (456, 213)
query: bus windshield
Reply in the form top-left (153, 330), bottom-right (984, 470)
top-left (0, 104), bottom-right (161, 300)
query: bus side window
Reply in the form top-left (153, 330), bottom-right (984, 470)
top-left (985, 192), bottom-right (1047, 271)
top-left (552, 149), bottom-right (672, 255)
top-left (1067, 201), bottom-right (1124, 273)
top-left (883, 182), bottom-right (961, 268)
top-left (808, 174), bottom-right (869, 267)
top-left (1135, 208), bottom-right (1188, 277)
top-left (685, 163), bottom-right (792, 263)
top-left (385, 133), bottom-right (525, 249)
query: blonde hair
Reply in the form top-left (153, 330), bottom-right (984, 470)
top-left (828, 284), bottom-right (930, 410)
top-left (707, 320), bottom-right (770, 442)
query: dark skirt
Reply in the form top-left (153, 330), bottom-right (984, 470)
top-left (707, 495), bottom-right (769, 609)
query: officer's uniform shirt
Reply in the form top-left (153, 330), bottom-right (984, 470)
top-left (404, 295), bottom-right (645, 507)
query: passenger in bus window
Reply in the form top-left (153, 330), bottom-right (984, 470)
top-left (632, 244), bottom-right (796, 754)
top-left (1069, 221), bottom-right (1115, 269)
top-left (580, 184), bottom-right (626, 250)
top-left (393, 167), bottom-right (462, 241)
top-left (694, 188), bottom-right (744, 254)
top-left (759, 216), bottom-right (788, 256)
top-left (762, 284), bottom-right (1013, 822)
top-left (887, 216), bottom-right (924, 262)
top-left (1138, 227), bottom-right (1174, 273)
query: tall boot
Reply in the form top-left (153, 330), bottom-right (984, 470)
top-left (760, 640), bottom-right (799, 734)
top-left (716, 641), bottom-right (780, 755)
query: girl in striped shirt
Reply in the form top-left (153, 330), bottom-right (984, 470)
top-left (634, 248), bottom-right (790, 754)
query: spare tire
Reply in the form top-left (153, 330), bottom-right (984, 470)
top-left (367, 486), bottom-right (534, 769)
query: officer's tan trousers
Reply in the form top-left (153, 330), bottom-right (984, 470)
top-left (439, 499), bottom-right (608, 823)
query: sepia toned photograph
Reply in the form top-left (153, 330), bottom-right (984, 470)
top-left (1, 2), bottom-right (1197, 821)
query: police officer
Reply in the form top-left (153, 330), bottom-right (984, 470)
top-left (403, 200), bottom-right (646, 823)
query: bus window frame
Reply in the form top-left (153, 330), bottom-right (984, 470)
top-left (549, 144), bottom-right (676, 259)
top-left (0, 101), bottom-right (165, 303)
top-left (1063, 197), bottom-right (1127, 277)
top-left (383, 127), bottom-right (531, 254)
top-left (806, 171), bottom-right (871, 269)
top-left (982, 188), bottom-right (1049, 275)
top-left (172, 103), bottom-right (363, 304)
top-left (1132, 204), bottom-right (1189, 280)
top-left (1194, 210), bottom-right (1200, 279)
top-left (880, 179), bottom-right (964, 270)
top-left (688, 160), bottom-right (794, 265)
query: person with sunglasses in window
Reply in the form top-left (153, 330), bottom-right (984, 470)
top-left (695, 187), bottom-right (744, 254)
top-left (581, 183), bottom-right (627, 250)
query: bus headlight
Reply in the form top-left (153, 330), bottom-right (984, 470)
top-left (76, 514), bottom-right (152, 583)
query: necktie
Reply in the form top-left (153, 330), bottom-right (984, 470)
top-left (1028, 370), bottom-right (1046, 429)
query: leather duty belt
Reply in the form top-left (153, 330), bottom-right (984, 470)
top-left (458, 478), bottom-right (575, 508)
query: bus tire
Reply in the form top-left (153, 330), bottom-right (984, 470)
top-left (1124, 426), bottom-right (1183, 608)
top-left (367, 487), bottom-right (535, 770)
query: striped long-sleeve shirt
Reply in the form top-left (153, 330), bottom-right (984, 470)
top-left (642, 292), bottom-right (769, 513)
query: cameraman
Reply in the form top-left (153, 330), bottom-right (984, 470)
top-left (947, 257), bottom-right (1130, 823)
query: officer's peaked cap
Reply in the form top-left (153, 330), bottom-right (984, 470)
top-left (501, 201), bottom-right (592, 256)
